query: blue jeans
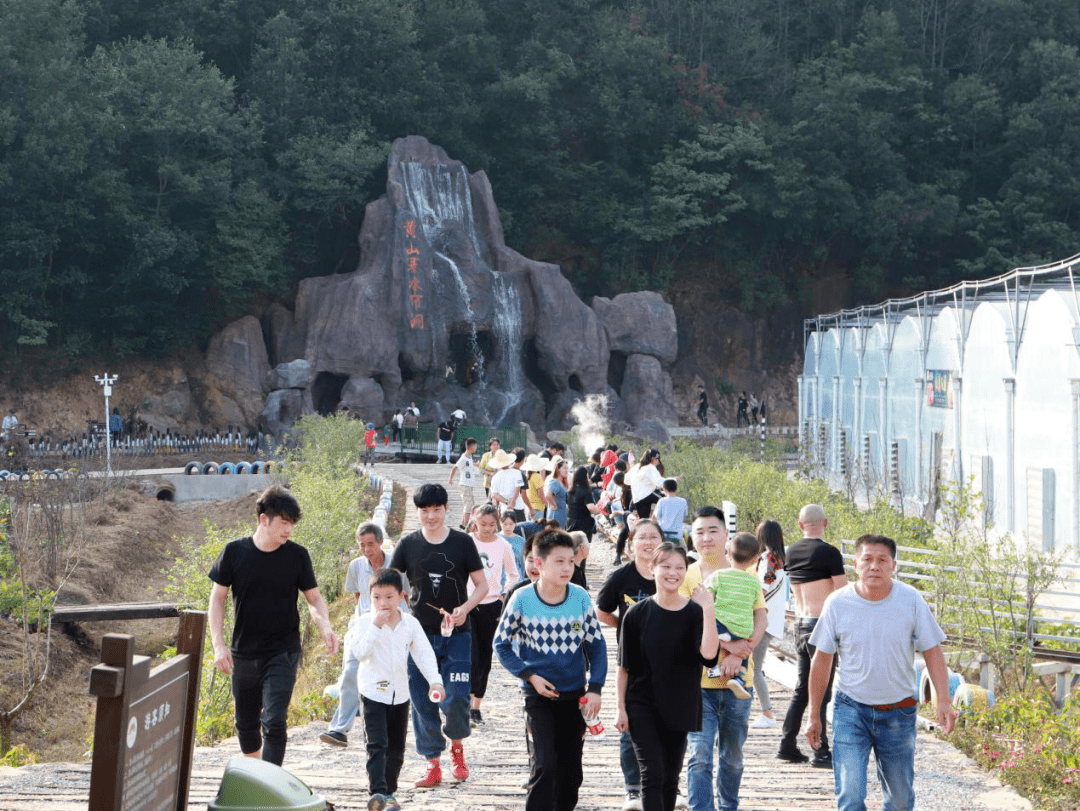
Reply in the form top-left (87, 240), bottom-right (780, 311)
top-left (328, 643), bottom-right (361, 734)
top-left (832, 692), bottom-right (916, 811)
top-left (620, 730), bottom-right (642, 791)
top-left (407, 630), bottom-right (472, 759)
top-left (687, 687), bottom-right (752, 811)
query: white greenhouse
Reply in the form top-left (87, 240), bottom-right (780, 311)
top-left (799, 253), bottom-right (1080, 556)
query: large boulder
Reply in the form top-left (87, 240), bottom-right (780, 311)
top-left (266, 359), bottom-right (314, 390)
top-left (339, 375), bottom-right (385, 420)
top-left (205, 316), bottom-right (271, 429)
top-left (529, 263), bottom-right (610, 396)
top-left (260, 389), bottom-right (306, 436)
top-left (621, 354), bottom-right (677, 426)
top-left (592, 291), bottom-right (678, 365)
top-left (206, 316), bottom-right (270, 395)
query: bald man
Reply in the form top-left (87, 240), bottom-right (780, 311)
top-left (777, 504), bottom-right (847, 768)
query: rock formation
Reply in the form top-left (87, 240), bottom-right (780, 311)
top-left (204, 136), bottom-right (680, 435)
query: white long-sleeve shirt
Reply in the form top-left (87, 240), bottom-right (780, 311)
top-left (629, 462), bottom-right (665, 504)
top-left (351, 611), bottom-right (441, 705)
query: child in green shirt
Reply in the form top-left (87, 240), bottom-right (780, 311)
top-left (703, 532), bottom-right (762, 698)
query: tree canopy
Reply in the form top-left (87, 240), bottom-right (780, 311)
top-left (3, 0), bottom-right (1080, 353)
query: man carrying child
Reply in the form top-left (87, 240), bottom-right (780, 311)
top-left (494, 528), bottom-right (607, 811)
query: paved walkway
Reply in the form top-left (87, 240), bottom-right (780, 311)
top-left (0, 462), bottom-right (1033, 810)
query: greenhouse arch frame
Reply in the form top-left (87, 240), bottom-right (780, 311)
top-left (800, 252), bottom-right (1080, 555)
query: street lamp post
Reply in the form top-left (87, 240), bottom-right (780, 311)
top-left (94, 373), bottom-right (118, 475)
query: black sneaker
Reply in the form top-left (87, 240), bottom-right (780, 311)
top-left (319, 730), bottom-right (348, 747)
top-left (470, 708), bottom-right (484, 727)
top-left (811, 750), bottom-right (833, 769)
top-left (776, 746), bottom-right (809, 763)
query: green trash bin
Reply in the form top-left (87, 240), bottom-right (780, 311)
top-left (209, 757), bottom-right (328, 811)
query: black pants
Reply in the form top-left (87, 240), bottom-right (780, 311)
top-left (362, 697), bottom-right (409, 795)
top-left (628, 703), bottom-right (688, 811)
top-left (780, 618), bottom-right (835, 754)
top-left (232, 650), bottom-right (300, 766)
top-left (616, 521), bottom-right (630, 558)
top-left (633, 492), bottom-right (660, 519)
top-left (469, 600), bottom-right (503, 699)
top-left (523, 693), bottom-right (585, 811)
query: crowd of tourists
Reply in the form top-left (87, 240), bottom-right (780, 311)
top-left (207, 444), bottom-right (956, 811)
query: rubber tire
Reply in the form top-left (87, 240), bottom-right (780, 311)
top-left (185, 461), bottom-right (202, 475)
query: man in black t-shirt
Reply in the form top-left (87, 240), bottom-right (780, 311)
top-left (436, 420), bottom-right (455, 464)
top-left (389, 483), bottom-right (488, 788)
top-left (596, 519), bottom-right (661, 809)
top-left (208, 486), bottom-right (338, 766)
top-left (778, 503), bottom-right (847, 768)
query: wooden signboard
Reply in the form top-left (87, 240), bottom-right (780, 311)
top-left (88, 611), bottom-right (206, 811)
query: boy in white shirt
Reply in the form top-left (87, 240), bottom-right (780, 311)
top-left (355, 568), bottom-right (443, 807)
top-left (448, 437), bottom-right (479, 529)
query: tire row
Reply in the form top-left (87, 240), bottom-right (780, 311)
top-left (0, 468), bottom-right (78, 481)
top-left (183, 460), bottom-right (276, 475)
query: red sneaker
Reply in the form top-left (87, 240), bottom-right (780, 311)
top-left (450, 743), bottom-right (469, 781)
top-left (414, 759), bottom-right (441, 788)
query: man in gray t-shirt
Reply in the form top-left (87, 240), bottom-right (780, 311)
top-left (805, 534), bottom-right (955, 811)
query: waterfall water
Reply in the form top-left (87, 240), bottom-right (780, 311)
top-left (490, 275), bottom-right (525, 423)
top-left (399, 161), bottom-right (525, 424)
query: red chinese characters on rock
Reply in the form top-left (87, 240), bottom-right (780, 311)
top-left (404, 219), bottom-right (424, 329)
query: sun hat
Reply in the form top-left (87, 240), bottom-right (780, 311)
top-left (545, 454), bottom-right (565, 473)
top-left (522, 454), bottom-right (545, 473)
top-left (489, 448), bottom-right (515, 469)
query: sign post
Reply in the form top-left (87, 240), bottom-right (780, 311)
top-left (88, 610), bottom-right (206, 811)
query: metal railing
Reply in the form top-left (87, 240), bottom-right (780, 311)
top-left (397, 423), bottom-right (526, 455)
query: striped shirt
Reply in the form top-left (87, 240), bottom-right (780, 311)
top-left (704, 567), bottom-right (762, 639)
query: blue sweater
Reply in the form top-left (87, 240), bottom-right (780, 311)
top-left (494, 582), bottom-right (607, 696)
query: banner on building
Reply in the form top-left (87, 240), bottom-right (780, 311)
top-left (926, 370), bottom-right (955, 409)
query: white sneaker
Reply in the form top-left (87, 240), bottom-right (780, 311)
top-left (675, 790), bottom-right (690, 810)
top-left (623, 789), bottom-right (643, 811)
top-left (751, 715), bottom-right (778, 729)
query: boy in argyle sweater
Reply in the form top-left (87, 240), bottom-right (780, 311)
top-left (494, 528), bottom-right (607, 811)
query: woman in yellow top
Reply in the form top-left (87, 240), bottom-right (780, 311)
top-left (478, 438), bottom-right (501, 496)
top-left (522, 455), bottom-right (547, 521)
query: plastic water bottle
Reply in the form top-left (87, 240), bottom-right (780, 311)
top-left (428, 684), bottom-right (444, 703)
top-left (579, 696), bottom-right (605, 740)
top-left (440, 612), bottom-right (454, 637)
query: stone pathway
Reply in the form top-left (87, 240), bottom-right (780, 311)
top-left (0, 462), bottom-right (1034, 810)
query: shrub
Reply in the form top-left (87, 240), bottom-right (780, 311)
top-left (281, 413), bottom-right (370, 601)
top-left (664, 439), bottom-right (931, 545)
top-left (950, 692), bottom-right (1080, 811)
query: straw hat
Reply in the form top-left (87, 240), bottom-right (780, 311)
top-left (522, 453), bottom-right (545, 473)
top-left (545, 454), bottom-right (565, 473)
top-left (488, 448), bottom-right (515, 469)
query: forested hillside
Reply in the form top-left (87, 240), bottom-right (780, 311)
top-left (3, 0), bottom-right (1080, 356)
